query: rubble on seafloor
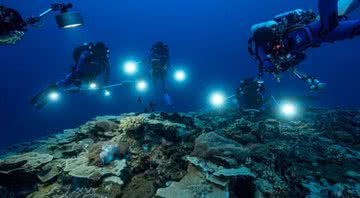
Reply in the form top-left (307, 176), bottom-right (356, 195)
top-left (0, 108), bottom-right (359, 198)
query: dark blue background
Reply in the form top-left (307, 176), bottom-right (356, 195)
top-left (1, 0), bottom-right (360, 148)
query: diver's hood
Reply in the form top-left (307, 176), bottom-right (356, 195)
top-left (252, 26), bottom-right (277, 45)
top-left (251, 20), bottom-right (278, 44)
top-left (152, 42), bottom-right (168, 50)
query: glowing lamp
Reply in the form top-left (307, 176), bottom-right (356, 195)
top-left (210, 92), bottom-right (225, 107)
top-left (89, 83), bottom-right (97, 90)
top-left (280, 103), bottom-right (297, 117)
top-left (104, 90), bottom-right (111, 97)
top-left (48, 92), bottom-right (60, 101)
top-left (123, 61), bottom-right (138, 75)
top-left (55, 12), bottom-right (83, 29)
top-left (174, 70), bottom-right (186, 82)
top-left (136, 80), bottom-right (148, 92)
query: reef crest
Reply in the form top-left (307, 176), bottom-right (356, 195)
top-left (0, 108), bottom-right (359, 197)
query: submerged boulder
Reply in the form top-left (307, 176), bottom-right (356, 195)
top-left (37, 160), bottom-right (64, 183)
top-left (121, 175), bottom-right (156, 198)
top-left (191, 132), bottom-right (249, 164)
top-left (156, 165), bottom-right (228, 198)
top-left (64, 155), bottom-right (126, 183)
top-left (0, 152), bottom-right (53, 174)
top-left (0, 152), bottom-right (54, 196)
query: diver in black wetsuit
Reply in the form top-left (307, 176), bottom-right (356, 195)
top-left (149, 41), bottom-right (172, 105)
top-left (248, 0), bottom-right (360, 91)
top-left (236, 78), bottom-right (266, 111)
top-left (31, 42), bottom-right (111, 109)
top-left (0, 6), bottom-right (27, 44)
top-left (0, 3), bottom-right (83, 45)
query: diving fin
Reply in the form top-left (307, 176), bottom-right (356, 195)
top-left (30, 84), bottom-right (59, 109)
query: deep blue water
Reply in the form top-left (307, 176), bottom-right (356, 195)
top-left (1, 0), bottom-right (360, 148)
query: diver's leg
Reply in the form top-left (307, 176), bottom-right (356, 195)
top-left (161, 74), bottom-right (172, 105)
top-left (161, 75), bottom-right (167, 94)
top-left (31, 72), bottom-right (76, 109)
top-left (310, 19), bottom-right (360, 41)
top-left (320, 20), bottom-right (360, 42)
top-left (56, 72), bottom-right (76, 88)
top-left (318, 0), bottom-right (340, 35)
top-left (30, 84), bottom-right (59, 109)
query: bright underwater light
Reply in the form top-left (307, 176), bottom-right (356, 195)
top-left (104, 90), bottom-right (111, 97)
top-left (48, 92), bottom-right (60, 101)
top-left (174, 70), bottom-right (186, 82)
top-left (55, 11), bottom-right (84, 29)
top-left (123, 61), bottom-right (138, 75)
top-left (136, 80), bottom-right (148, 92)
top-left (89, 83), bottom-right (97, 90)
top-left (280, 102), bottom-right (297, 117)
top-left (210, 92), bottom-right (226, 107)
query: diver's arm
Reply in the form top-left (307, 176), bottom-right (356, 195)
top-left (318, 0), bottom-right (339, 34)
top-left (77, 51), bottom-right (90, 66)
top-left (56, 72), bottom-right (76, 88)
top-left (256, 47), bottom-right (276, 71)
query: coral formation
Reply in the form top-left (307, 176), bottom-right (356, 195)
top-left (0, 109), bottom-right (359, 197)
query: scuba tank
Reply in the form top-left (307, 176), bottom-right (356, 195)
top-left (236, 78), bottom-right (266, 110)
top-left (72, 42), bottom-right (94, 63)
top-left (249, 9), bottom-right (317, 75)
top-left (72, 42), bottom-right (110, 68)
top-left (250, 9), bottom-right (317, 50)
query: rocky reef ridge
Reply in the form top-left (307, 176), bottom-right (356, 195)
top-left (0, 108), bottom-right (359, 197)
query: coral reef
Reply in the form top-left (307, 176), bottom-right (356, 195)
top-left (0, 108), bottom-right (359, 197)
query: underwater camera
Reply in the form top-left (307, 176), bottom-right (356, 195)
top-left (33, 3), bottom-right (84, 29)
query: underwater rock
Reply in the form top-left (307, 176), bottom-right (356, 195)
top-left (121, 175), bottom-right (156, 198)
top-left (186, 156), bottom-right (255, 189)
top-left (37, 160), bottom-right (64, 183)
top-left (145, 119), bottom-right (188, 141)
top-left (192, 132), bottom-right (249, 164)
top-left (156, 165), bottom-right (228, 198)
top-left (302, 180), bottom-right (346, 198)
top-left (160, 112), bottom-right (195, 127)
top-left (119, 114), bottom-right (192, 142)
top-left (119, 115), bottom-right (146, 136)
top-left (213, 167), bottom-right (256, 178)
top-left (0, 152), bottom-right (53, 176)
top-left (64, 155), bottom-right (126, 183)
top-left (95, 120), bottom-right (118, 132)
top-left (0, 152), bottom-right (54, 196)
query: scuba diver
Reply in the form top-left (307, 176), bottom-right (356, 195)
top-left (248, 0), bottom-right (360, 91)
top-left (31, 42), bottom-right (110, 109)
top-left (149, 41), bottom-right (172, 105)
top-left (0, 3), bottom-right (83, 45)
top-left (236, 78), bottom-right (266, 110)
top-left (0, 6), bottom-right (27, 44)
